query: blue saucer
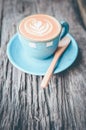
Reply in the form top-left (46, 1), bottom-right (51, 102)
top-left (7, 33), bottom-right (78, 75)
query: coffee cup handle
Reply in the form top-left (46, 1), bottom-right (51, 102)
top-left (60, 21), bottom-right (69, 39)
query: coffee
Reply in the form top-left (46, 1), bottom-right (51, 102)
top-left (18, 14), bottom-right (69, 59)
top-left (18, 14), bottom-right (61, 41)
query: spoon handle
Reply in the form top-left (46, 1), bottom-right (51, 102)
top-left (41, 36), bottom-right (71, 88)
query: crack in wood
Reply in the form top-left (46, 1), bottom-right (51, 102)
top-left (0, 0), bottom-right (4, 47)
top-left (77, 0), bottom-right (86, 29)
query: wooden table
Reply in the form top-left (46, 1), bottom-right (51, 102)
top-left (0, 0), bottom-right (86, 130)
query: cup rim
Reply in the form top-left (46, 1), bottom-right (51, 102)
top-left (17, 14), bottom-right (62, 42)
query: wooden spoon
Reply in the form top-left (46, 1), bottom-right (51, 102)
top-left (41, 36), bottom-right (71, 88)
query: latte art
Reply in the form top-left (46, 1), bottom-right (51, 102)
top-left (19, 14), bottom-right (61, 41)
top-left (24, 18), bottom-right (53, 36)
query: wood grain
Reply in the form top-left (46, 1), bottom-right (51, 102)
top-left (77, 0), bottom-right (86, 29)
top-left (0, 0), bottom-right (86, 130)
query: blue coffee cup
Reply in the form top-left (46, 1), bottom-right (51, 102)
top-left (18, 15), bottom-right (69, 59)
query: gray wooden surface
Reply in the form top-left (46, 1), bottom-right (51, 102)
top-left (0, 0), bottom-right (86, 130)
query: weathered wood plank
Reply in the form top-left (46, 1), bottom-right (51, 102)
top-left (0, 0), bottom-right (4, 47)
top-left (35, 1), bottom-right (61, 129)
top-left (0, 0), bottom-right (34, 130)
top-left (52, 0), bottom-right (86, 130)
top-left (77, 0), bottom-right (86, 29)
